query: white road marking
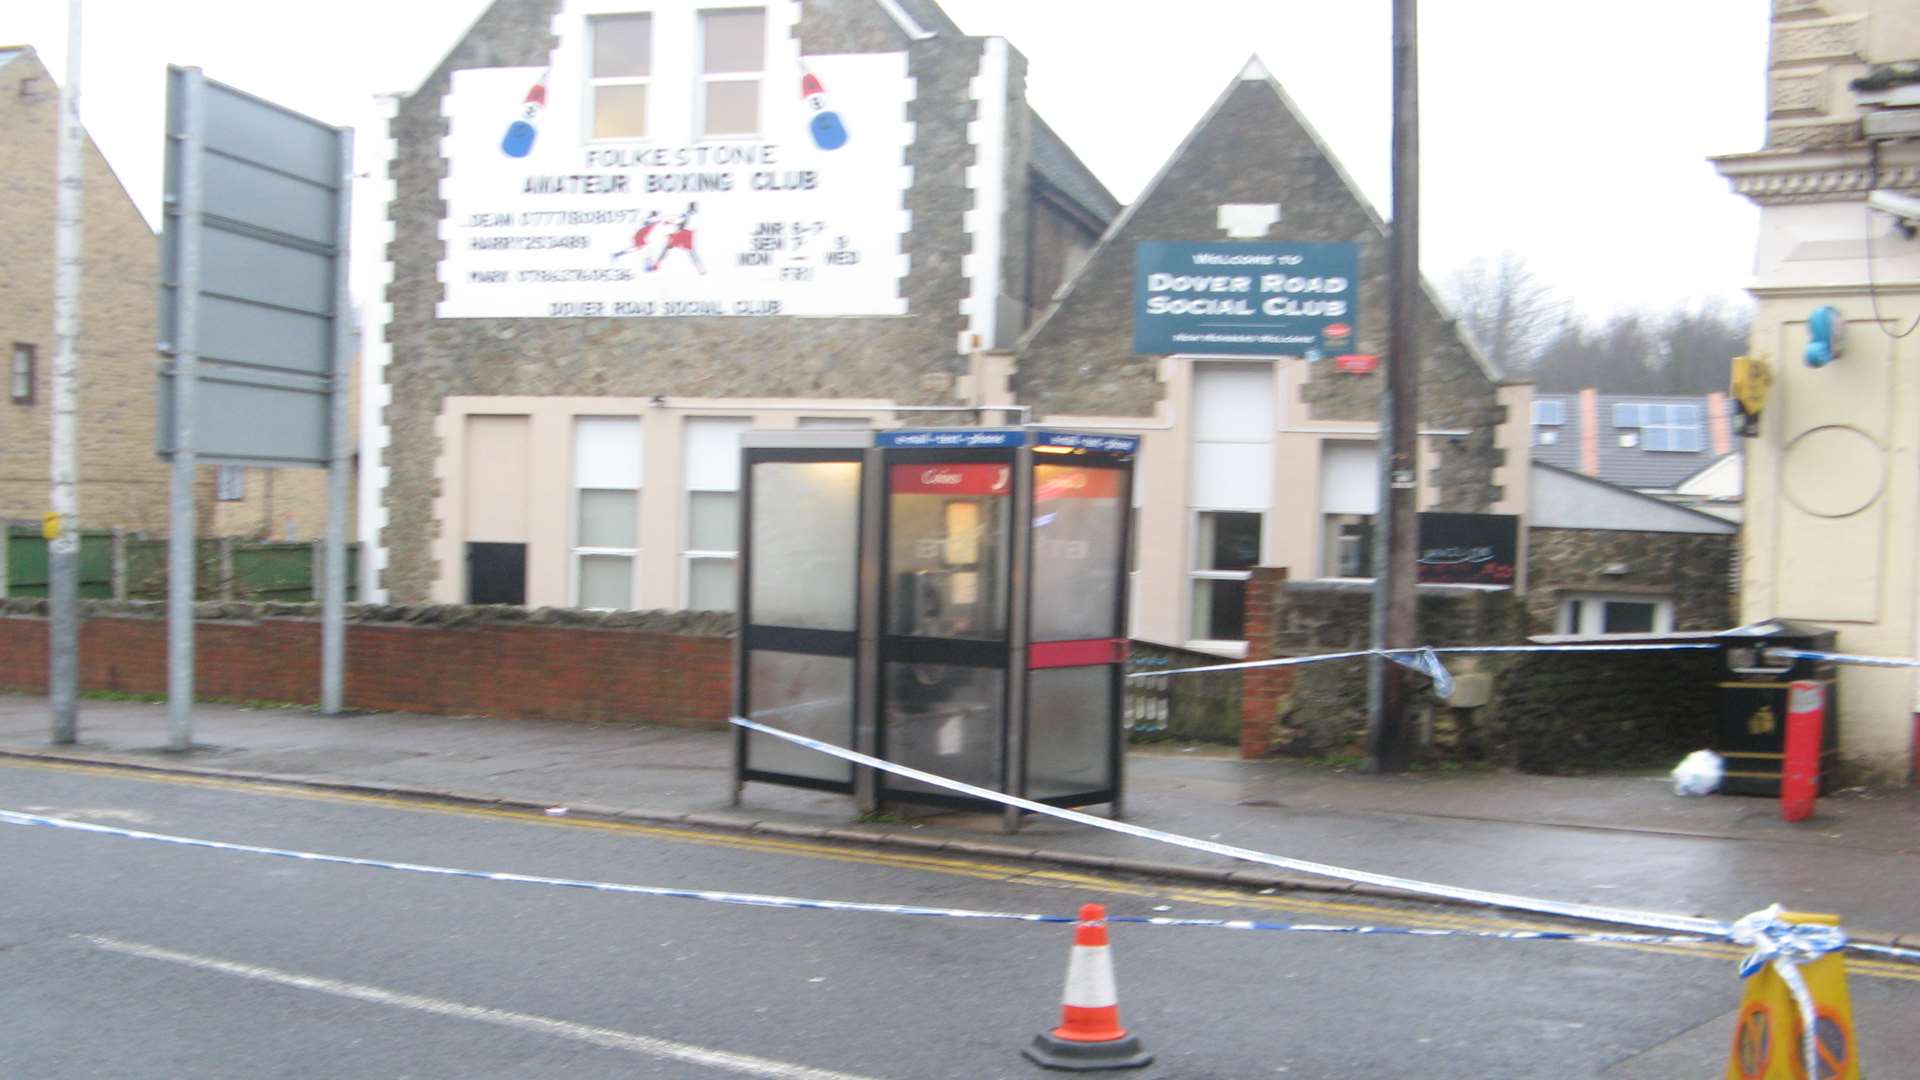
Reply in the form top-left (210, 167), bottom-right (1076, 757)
top-left (87, 936), bottom-right (882, 1080)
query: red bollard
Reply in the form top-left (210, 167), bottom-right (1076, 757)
top-left (1781, 680), bottom-right (1825, 822)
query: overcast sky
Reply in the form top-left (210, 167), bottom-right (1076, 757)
top-left (3, 0), bottom-right (1769, 317)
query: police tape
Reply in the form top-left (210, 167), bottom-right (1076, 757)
top-left (730, 719), bottom-right (1920, 966)
top-left (1129, 642), bottom-right (1720, 682)
top-left (0, 808), bottom-right (1745, 949)
top-left (733, 717), bottom-right (1727, 936)
top-left (1765, 647), bottom-right (1920, 670)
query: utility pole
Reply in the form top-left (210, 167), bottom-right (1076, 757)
top-left (1366, 0), bottom-right (1420, 774)
top-left (166, 68), bottom-right (205, 752)
top-left (49, 0), bottom-right (83, 745)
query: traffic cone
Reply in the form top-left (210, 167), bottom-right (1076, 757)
top-left (1022, 904), bottom-right (1153, 1071)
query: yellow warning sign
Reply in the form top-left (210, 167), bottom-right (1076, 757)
top-left (1732, 355), bottom-right (1772, 418)
top-left (41, 511), bottom-right (62, 541)
top-left (1724, 912), bottom-right (1860, 1080)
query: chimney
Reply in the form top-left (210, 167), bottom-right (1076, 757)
top-left (1579, 388), bottom-right (1600, 476)
top-left (1706, 392), bottom-right (1731, 456)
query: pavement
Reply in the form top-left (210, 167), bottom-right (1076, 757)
top-left (4, 692), bottom-right (1918, 941)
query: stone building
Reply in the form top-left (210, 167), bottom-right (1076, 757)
top-left (0, 46), bottom-right (340, 543)
top-left (368, 0), bottom-right (1117, 608)
top-left (1013, 59), bottom-right (1531, 653)
top-left (1712, 0), bottom-right (1920, 780)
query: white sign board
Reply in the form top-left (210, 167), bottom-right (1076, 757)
top-left (437, 1), bottom-right (914, 319)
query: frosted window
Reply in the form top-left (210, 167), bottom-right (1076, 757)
top-left (1027, 667), bottom-right (1113, 798)
top-left (578, 489), bottom-right (637, 549)
top-left (745, 652), bottom-right (854, 782)
top-left (699, 8), bottom-right (763, 136)
top-left (578, 554), bottom-right (632, 610)
top-left (750, 460), bottom-right (860, 631)
top-left (1031, 465), bottom-right (1125, 641)
top-left (1320, 441), bottom-right (1379, 516)
top-left (688, 491), bottom-right (739, 552)
top-left (702, 10), bottom-right (764, 72)
top-left (688, 557), bottom-right (736, 612)
top-left (703, 81), bottom-right (760, 136)
top-left (685, 416), bottom-right (751, 491)
top-left (592, 14), bottom-right (652, 77)
top-left (574, 417), bottom-right (641, 489)
top-left (1191, 363), bottom-right (1275, 439)
top-left (593, 86), bottom-right (649, 139)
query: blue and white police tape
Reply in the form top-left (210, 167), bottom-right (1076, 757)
top-left (0, 808), bottom-right (1071, 925)
top-left (1732, 904), bottom-right (1850, 1080)
top-left (1131, 641), bottom-right (1719, 684)
top-left (0, 807), bottom-right (1736, 949)
top-left (1764, 647), bottom-right (1920, 670)
top-left (732, 716), bottom-right (1729, 937)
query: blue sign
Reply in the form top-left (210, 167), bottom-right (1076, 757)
top-left (1134, 241), bottom-right (1360, 357)
top-left (877, 429), bottom-right (1026, 449)
top-left (1033, 431), bottom-right (1140, 454)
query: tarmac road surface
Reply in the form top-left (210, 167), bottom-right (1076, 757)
top-left (3, 758), bottom-right (1915, 1078)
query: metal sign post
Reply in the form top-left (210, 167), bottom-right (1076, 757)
top-left (159, 68), bottom-right (353, 747)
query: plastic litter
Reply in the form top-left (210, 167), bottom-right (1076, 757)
top-left (1670, 750), bottom-right (1723, 797)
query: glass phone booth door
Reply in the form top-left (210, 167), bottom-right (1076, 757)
top-left (1025, 459), bottom-right (1129, 805)
top-left (878, 452), bottom-right (1015, 805)
top-left (735, 450), bottom-right (864, 792)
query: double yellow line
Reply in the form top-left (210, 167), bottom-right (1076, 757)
top-left (6, 756), bottom-right (1918, 985)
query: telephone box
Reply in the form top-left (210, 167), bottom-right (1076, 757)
top-left (732, 428), bottom-right (1138, 828)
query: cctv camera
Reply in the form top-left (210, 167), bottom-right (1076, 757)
top-left (1867, 190), bottom-right (1920, 237)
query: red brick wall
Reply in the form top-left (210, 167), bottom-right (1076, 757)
top-left (1239, 567), bottom-right (1295, 757)
top-left (0, 614), bottom-right (732, 727)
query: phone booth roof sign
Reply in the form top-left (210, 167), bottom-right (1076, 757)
top-left (873, 429), bottom-right (1139, 454)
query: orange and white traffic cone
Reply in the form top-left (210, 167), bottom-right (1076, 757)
top-left (1022, 903), bottom-right (1154, 1071)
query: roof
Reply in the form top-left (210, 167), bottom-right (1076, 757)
top-left (1530, 462), bottom-right (1738, 535)
top-left (1028, 111), bottom-right (1121, 225)
top-left (1017, 54), bottom-right (1508, 386)
top-left (1531, 392), bottom-right (1733, 491)
top-left (0, 47), bottom-right (27, 70)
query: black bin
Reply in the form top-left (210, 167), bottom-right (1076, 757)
top-left (1714, 620), bottom-right (1839, 796)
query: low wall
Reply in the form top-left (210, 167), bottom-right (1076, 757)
top-left (1239, 570), bottom-right (1719, 772)
top-left (0, 599), bottom-right (734, 728)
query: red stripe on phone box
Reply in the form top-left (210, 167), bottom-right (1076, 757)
top-left (1030, 639), bottom-right (1127, 669)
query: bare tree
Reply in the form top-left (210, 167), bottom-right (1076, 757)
top-left (1443, 251), bottom-right (1565, 374)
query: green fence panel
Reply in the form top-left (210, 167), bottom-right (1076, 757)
top-left (125, 539), bottom-right (168, 600)
top-left (232, 544), bottom-right (314, 601)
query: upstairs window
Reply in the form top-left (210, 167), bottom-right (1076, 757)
top-left (1531, 400), bottom-right (1564, 426)
top-left (589, 14), bottom-right (653, 139)
top-left (699, 8), bottom-right (764, 137)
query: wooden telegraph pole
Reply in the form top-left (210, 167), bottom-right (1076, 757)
top-left (1366, 0), bottom-right (1420, 773)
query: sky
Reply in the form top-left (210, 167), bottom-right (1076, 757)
top-left (1, 0), bottom-right (1770, 318)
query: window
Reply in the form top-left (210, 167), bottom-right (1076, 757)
top-left (1190, 511), bottom-right (1261, 642)
top-left (574, 417), bottom-right (642, 609)
top-left (1319, 441), bottom-right (1377, 578)
top-left (1323, 514), bottom-right (1374, 578)
top-left (1535, 428), bottom-right (1559, 446)
top-left (589, 14), bottom-right (652, 139)
top-left (1558, 593), bottom-right (1674, 636)
top-left (1188, 363), bottom-right (1274, 644)
top-left (1531, 400), bottom-right (1564, 426)
top-left (699, 8), bottom-right (764, 137)
top-left (10, 343), bottom-right (34, 404)
top-left (684, 416), bottom-right (751, 611)
top-left (1614, 403), bottom-right (1701, 451)
top-left (216, 465), bottom-right (247, 502)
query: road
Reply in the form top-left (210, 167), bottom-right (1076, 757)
top-left (2, 758), bottom-right (1914, 1078)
